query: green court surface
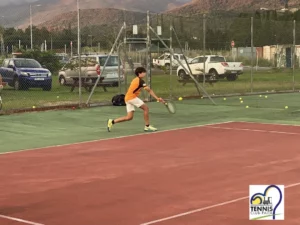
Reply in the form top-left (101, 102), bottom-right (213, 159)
top-left (1, 92), bottom-right (300, 153)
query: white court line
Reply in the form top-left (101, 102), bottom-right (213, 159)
top-left (0, 121), bottom-right (233, 156)
top-left (140, 182), bottom-right (300, 225)
top-left (206, 126), bottom-right (300, 135)
top-left (238, 121), bottom-right (300, 127)
top-left (0, 214), bottom-right (44, 225)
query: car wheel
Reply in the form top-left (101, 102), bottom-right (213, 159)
top-left (59, 76), bottom-right (67, 86)
top-left (179, 70), bottom-right (188, 80)
top-left (227, 74), bottom-right (238, 81)
top-left (43, 84), bottom-right (52, 91)
top-left (13, 77), bottom-right (20, 90)
top-left (209, 69), bottom-right (219, 80)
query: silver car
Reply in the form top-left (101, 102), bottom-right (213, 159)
top-left (58, 54), bottom-right (124, 87)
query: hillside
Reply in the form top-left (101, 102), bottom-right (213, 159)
top-left (36, 8), bottom-right (146, 31)
top-left (0, 0), bottom-right (189, 28)
top-left (167, 0), bottom-right (300, 15)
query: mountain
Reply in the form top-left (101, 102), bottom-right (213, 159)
top-left (166, 0), bottom-right (300, 15)
top-left (0, 0), bottom-right (190, 28)
top-left (36, 8), bottom-right (147, 31)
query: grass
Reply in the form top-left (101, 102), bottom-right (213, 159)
top-left (1, 68), bottom-right (300, 111)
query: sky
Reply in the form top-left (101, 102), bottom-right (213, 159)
top-left (0, 0), bottom-right (39, 6)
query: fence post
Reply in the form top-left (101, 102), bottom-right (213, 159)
top-left (251, 17), bottom-right (254, 93)
top-left (203, 14), bottom-right (206, 86)
top-left (146, 11), bottom-right (152, 102)
top-left (77, 0), bottom-right (82, 105)
top-left (169, 16), bottom-right (173, 99)
top-left (293, 20), bottom-right (296, 92)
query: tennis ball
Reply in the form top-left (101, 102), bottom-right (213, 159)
top-left (285, 106), bottom-right (288, 109)
top-left (32, 106), bottom-right (36, 109)
top-left (240, 100), bottom-right (243, 103)
top-left (265, 96), bottom-right (268, 98)
top-left (178, 97), bottom-right (183, 101)
top-left (223, 98), bottom-right (226, 100)
top-left (239, 97), bottom-right (242, 100)
top-left (57, 96), bottom-right (59, 99)
top-left (259, 95), bottom-right (262, 97)
top-left (246, 105), bottom-right (249, 108)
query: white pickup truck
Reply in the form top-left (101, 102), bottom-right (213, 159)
top-left (153, 53), bottom-right (192, 70)
top-left (177, 55), bottom-right (243, 81)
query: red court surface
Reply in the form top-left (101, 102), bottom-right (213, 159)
top-left (0, 121), bottom-right (299, 225)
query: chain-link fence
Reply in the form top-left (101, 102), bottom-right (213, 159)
top-left (0, 6), bottom-right (300, 114)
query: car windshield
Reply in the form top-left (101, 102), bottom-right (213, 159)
top-left (98, 56), bottom-right (119, 67)
top-left (14, 59), bottom-right (42, 68)
top-left (210, 56), bottom-right (226, 62)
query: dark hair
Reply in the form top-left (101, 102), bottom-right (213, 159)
top-left (135, 67), bottom-right (146, 76)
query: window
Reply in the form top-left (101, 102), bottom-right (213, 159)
top-left (14, 59), bottom-right (41, 68)
top-left (98, 56), bottom-right (119, 67)
top-left (191, 57), bottom-right (207, 64)
top-left (210, 56), bottom-right (225, 62)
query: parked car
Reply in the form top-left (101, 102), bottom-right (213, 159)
top-left (177, 55), bottom-right (243, 81)
top-left (153, 53), bottom-right (192, 70)
top-left (55, 53), bottom-right (69, 64)
top-left (0, 58), bottom-right (52, 91)
top-left (58, 54), bottom-right (124, 87)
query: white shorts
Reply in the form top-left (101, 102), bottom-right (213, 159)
top-left (126, 97), bottom-right (145, 112)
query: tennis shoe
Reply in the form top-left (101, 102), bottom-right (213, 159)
top-left (144, 125), bottom-right (157, 132)
top-left (107, 119), bottom-right (113, 132)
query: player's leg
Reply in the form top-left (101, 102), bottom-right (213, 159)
top-left (107, 103), bottom-right (134, 132)
top-left (133, 98), bottom-right (157, 132)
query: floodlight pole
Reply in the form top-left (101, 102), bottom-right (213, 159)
top-left (86, 23), bottom-right (126, 105)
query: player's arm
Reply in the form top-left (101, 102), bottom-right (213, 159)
top-left (144, 86), bottom-right (164, 102)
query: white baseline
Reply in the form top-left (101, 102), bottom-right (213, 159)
top-left (0, 214), bottom-right (44, 225)
top-left (140, 182), bottom-right (300, 225)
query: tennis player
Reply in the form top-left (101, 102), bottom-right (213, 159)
top-left (107, 67), bottom-right (164, 132)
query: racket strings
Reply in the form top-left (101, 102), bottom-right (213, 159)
top-left (166, 102), bottom-right (176, 113)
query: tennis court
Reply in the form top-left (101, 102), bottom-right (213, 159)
top-left (0, 93), bottom-right (300, 225)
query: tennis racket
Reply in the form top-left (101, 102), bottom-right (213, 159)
top-left (164, 100), bottom-right (176, 114)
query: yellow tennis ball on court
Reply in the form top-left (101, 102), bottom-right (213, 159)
top-left (223, 98), bottom-right (226, 100)
top-left (259, 95), bottom-right (262, 97)
top-left (265, 96), bottom-right (268, 98)
top-left (246, 106), bottom-right (249, 108)
top-left (240, 101), bottom-right (243, 103)
top-left (178, 97), bottom-right (183, 101)
top-left (239, 97), bottom-right (242, 100)
top-left (32, 106), bottom-right (36, 109)
top-left (285, 106), bottom-right (288, 109)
